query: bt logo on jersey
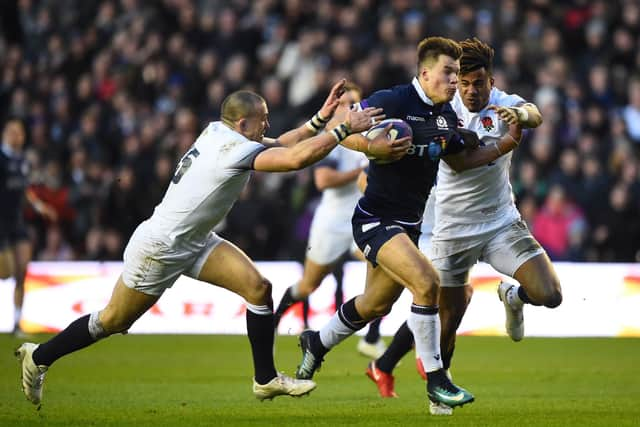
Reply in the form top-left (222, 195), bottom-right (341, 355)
top-left (406, 135), bottom-right (448, 161)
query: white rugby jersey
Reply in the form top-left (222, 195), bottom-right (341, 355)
top-left (312, 145), bottom-right (367, 229)
top-left (317, 145), bottom-right (366, 207)
top-left (148, 121), bottom-right (266, 244)
top-left (433, 87), bottom-right (524, 239)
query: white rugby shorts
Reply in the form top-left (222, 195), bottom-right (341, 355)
top-left (430, 220), bottom-right (545, 287)
top-left (122, 222), bottom-right (223, 296)
top-left (306, 216), bottom-right (354, 265)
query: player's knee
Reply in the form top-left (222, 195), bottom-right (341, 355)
top-left (411, 281), bottom-right (440, 303)
top-left (535, 276), bottom-right (562, 308)
top-left (543, 288), bottom-right (562, 308)
top-left (244, 277), bottom-right (272, 305)
top-left (411, 266), bottom-right (440, 291)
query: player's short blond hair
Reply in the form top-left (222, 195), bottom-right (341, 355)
top-left (221, 90), bottom-right (266, 123)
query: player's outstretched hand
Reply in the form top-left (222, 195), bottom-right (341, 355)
top-left (487, 105), bottom-right (522, 125)
top-left (345, 107), bottom-right (385, 133)
top-left (367, 124), bottom-right (412, 162)
top-left (318, 79), bottom-right (347, 120)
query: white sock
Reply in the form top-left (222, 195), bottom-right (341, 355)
top-left (407, 310), bottom-right (442, 373)
top-left (506, 284), bottom-right (524, 308)
top-left (290, 282), bottom-right (302, 300)
top-left (319, 311), bottom-right (355, 350)
top-left (14, 306), bottom-right (22, 326)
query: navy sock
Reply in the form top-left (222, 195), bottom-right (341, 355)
top-left (309, 330), bottom-right (329, 357)
top-left (339, 297), bottom-right (367, 330)
top-left (364, 318), bottom-right (382, 343)
top-left (32, 314), bottom-right (97, 366)
top-left (246, 310), bottom-right (278, 384)
top-left (376, 321), bottom-right (413, 373)
top-left (518, 286), bottom-right (541, 306)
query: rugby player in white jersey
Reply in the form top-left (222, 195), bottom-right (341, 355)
top-left (273, 83), bottom-right (386, 358)
top-left (365, 38), bottom-right (563, 415)
top-left (14, 80), bottom-right (410, 406)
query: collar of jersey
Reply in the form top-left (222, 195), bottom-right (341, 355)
top-left (411, 77), bottom-right (434, 106)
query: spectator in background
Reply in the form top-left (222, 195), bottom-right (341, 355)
top-left (26, 158), bottom-right (75, 248)
top-left (591, 185), bottom-right (640, 262)
top-left (549, 148), bottom-right (582, 200)
top-left (513, 159), bottom-right (548, 204)
top-left (141, 152), bottom-right (174, 218)
top-left (622, 76), bottom-right (640, 144)
top-left (533, 185), bottom-right (587, 261)
top-left (260, 76), bottom-right (290, 137)
top-left (100, 164), bottom-right (145, 250)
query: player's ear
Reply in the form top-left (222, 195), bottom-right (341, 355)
top-left (420, 66), bottom-right (429, 81)
top-left (238, 118), bottom-right (247, 133)
top-left (489, 76), bottom-right (495, 87)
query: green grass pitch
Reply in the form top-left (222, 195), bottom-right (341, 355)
top-left (1, 334), bottom-right (639, 426)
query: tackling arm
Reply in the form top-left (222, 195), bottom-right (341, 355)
top-left (488, 102), bottom-right (543, 128)
top-left (253, 107), bottom-right (382, 172)
top-left (272, 79), bottom-right (347, 147)
top-left (443, 124), bottom-right (523, 173)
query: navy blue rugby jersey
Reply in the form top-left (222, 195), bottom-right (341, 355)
top-left (358, 80), bottom-right (465, 223)
top-left (0, 146), bottom-right (29, 225)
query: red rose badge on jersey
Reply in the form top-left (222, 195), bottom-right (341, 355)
top-left (481, 116), bottom-right (494, 131)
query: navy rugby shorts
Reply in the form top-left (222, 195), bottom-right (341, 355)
top-left (352, 204), bottom-right (421, 267)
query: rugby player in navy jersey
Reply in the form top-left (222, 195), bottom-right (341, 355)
top-left (295, 37), bottom-right (524, 412)
top-left (1, 119), bottom-right (57, 337)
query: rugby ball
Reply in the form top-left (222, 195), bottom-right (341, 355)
top-left (365, 118), bottom-right (413, 163)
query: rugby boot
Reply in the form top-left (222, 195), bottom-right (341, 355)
top-left (366, 361), bottom-right (398, 398)
top-left (15, 343), bottom-right (48, 406)
top-left (253, 373), bottom-right (316, 400)
top-left (295, 330), bottom-right (324, 380)
top-left (427, 368), bottom-right (474, 409)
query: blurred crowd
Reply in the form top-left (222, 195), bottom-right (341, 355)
top-left (1, 0), bottom-right (639, 263)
